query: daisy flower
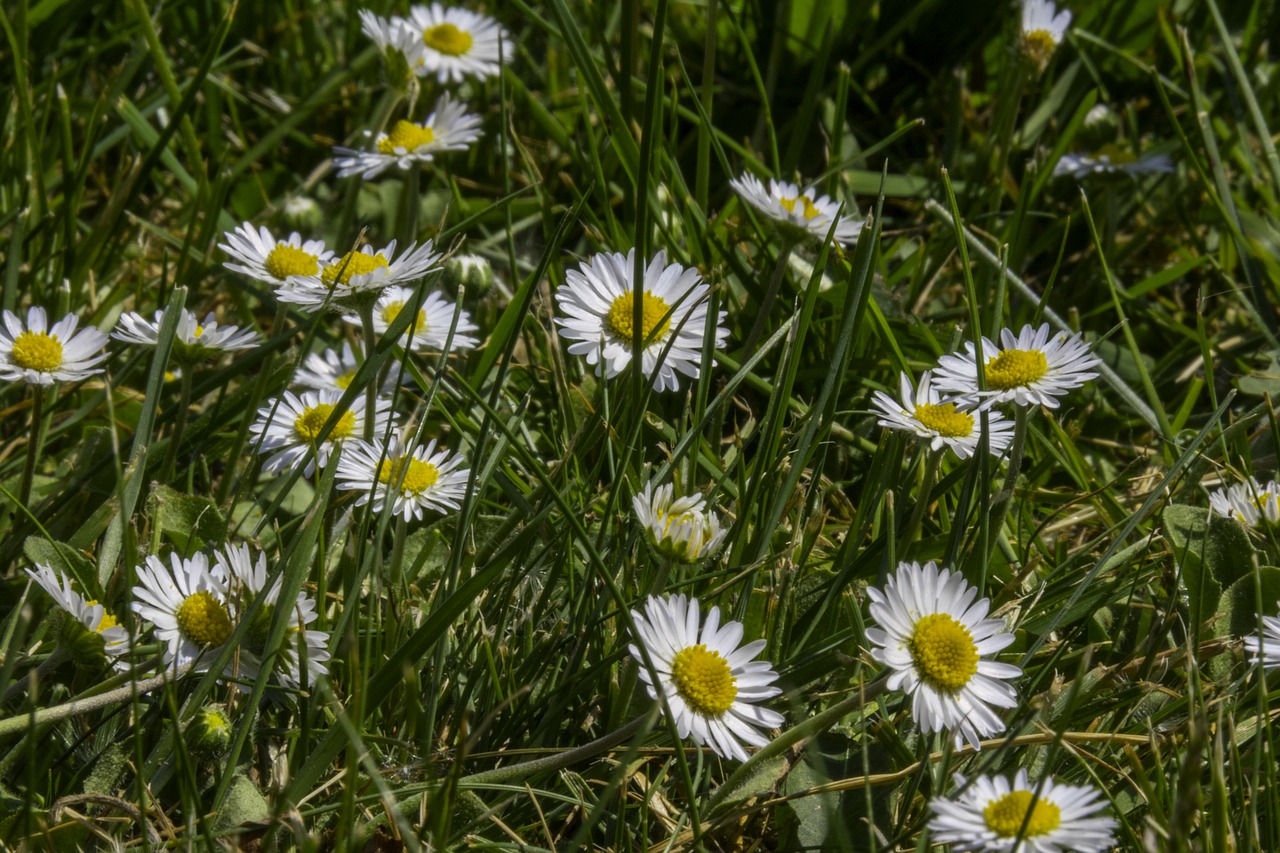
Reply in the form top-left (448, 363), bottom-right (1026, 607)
top-left (112, 308), bottom-right (261, 362)
top-left (729, 174), bottom-right (863, 245)
top-left (130, 552), bottom-right (234, 672)
top-left (1053, 145), bottom-right (1175, 180)
top-left (334, 95), bottom-right (484, 180)
top-left (277, 240), bottom-right (443, 313)
top-left (218, 223), bottom-right (333, 286)
top-left (1019, 0), bottom-right (1072, 71)
top-left (0, 307), bottom-right (109, 386)
top-left (407, 3), bottom-right (510, 83)
top-left (632, 480), bottom-right (727, 563)
top-left (865, 560), bottom-right (1022, 750)
top-left (336, 429), bottom-right (470, 521)
top-left (554, 249), bottom-right (728, 393)
top-left (931, 323), bottom-right (1102, 410)
top-left (870, 371), bottom-right (1015, 459)
top-left (1208, 476), bottom-right (1280, 529)
top-left (344, 286), bottom-right (481, 352)
top-left (214, 543), bottom-right (330, 689)
top-left (360, 9), bottom-right (422, 58)
top-left (1243, 603), bottom-right (1280, 670)
top-left (249, 389), bottom-right (393, 476)
top-left (628, 594), bottom-right (784, 762)
top-left (929, 770), bottom-right (1118, 852)
top-left (26, 564), bottom-right (132, 669)
top-left (293, 341), bottom-right (399, 395)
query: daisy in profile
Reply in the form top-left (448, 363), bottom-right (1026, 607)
top-left (346, 286), bottom-right (480, 352)
top-left (932, 323), bottom-right (1102, 410)
top-left (334, 95), bottom-right (484, 180)
top-left (214, 543), bottom-right (330, 689)
top-left (1208, 476), bottom-right (1280, 529)
top-left (130, 552), bottom-right (234, 672)
top-left (628, 594), bottom-right (784, 762)
top-left (865, 560), bottom-right (1021, 750)
top-left (407, 3), bottom-right (510, 82)
top-left (871, 371), bottom-right (1015, 460)
top-left (1243, 603), bottom-right (1280, 670)
top-left (633, 480), bottom-right (727, 563)
top-left (555, 249), bottom-right (727, 392)
top-left (336, 429), bottom-right (470, 521)
top-left (1019, 0), bottom-right (1072, 72)
top-left (249, 390), bottom-right (393, 476)
top-left (26, 564), bottom-right (132, 669)
top-left (277, 240), bottom-right (443, 313)
top-left (0, 307), bottom-right (109, 386)
top-left (1053, 145), bottom-right (1174, 180)
top-left (729, 174), bottom-right (863, 245)
top-left (112, 308), bottom-right (260, 363)
top-left (218, 223), bottom-right (332, 286)
top-left (929, 770), bottom-right (1118, 852)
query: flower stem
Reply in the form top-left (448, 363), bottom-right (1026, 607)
top-left (984, 406), bottom-right (1030, 585)
top-left (161, 367), bottom-right (194, 485)
top-left (18, 387), bottom-right (46, 508)
top-left (899, 447), bottom-right (943, 553)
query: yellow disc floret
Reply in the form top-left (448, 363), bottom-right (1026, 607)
top-left (264, 243), bottom-right (320, 280)
top-left (1019, 30), bottom-right (1058, 71)
top-left (985, 349), bottom-right (1049, 390)
top-left (85, 600), bottom-right (120, 633)
top-left (294, 403), bottom-right (357, 444)
top-left (335, 370), bottom-right (356, 390)
top-left (11, 330), bottom-right (64, 372)
top-left (779, 194), bottom-right (821, 220)
top-left (378, 120), bottom-right (437, 154)
top-left (175, 591), bottom-right (234, 649)
top-left (377, 456), bottom-right (441, 495)
top-left (423, 22), bottom-right (473, 56)
top-left (606, 291), bottom-right (671, 344)
top-left (381, 301), bottom-right (429, 332)
top-left (321, 251), bottom-right (390, 289)
top-left (908, 613), bottom-right (979, 692)
top-left (983, 790), bottom-right (1062, 838)
top-left (671, 644), bottom-right (737, 716)
top-left (913, 402), bottom-right (974, 438)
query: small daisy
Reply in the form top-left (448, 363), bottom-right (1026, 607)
top-left (865, 560), bottom-right (1022, 750)
top-left (628, 594), bottom-right (784, 762)
top-left (26, 564), bottom-right (132, 668)
top-left (554, 249), bottom-right (728, 393)
top-left (130, 552), bottom-right (234, 672)
top-left (932, 323), bottom-right (1102, 410)
top-left (1019, 0), bottom-right (1072, 71)
top-left (929, 770), bottom-right (1118, 852)
top-left (1053, 145), bottom-right (1174, 180)
top-left (729, 174), bottom-right (863, 245)
top-left (336, 429), bottom-right (470, 521)
top-left (632, 480), bottom-right (727, 563)
top-left (249, 389), bottom-right (393, 476)
top-left (870, 371), bottom-right (1015, 459)
top-left (294, 342), bottom-right (398, 395)
top-left (214, 543), bottom-right (330, 689)
top-left (345, 285), bottom-right (481, 352)
top-left (334, 95), bottom-right (484, 180)
top-left (218, 223), bottom-right (333, 286)
top-left (1243, 603), bottom-right (1280, 670)
top-left (277, 240), bottom-right (443, 313)
top-left (407, 3), bottom-right (510, 83)
top-left (0, 307), bottom-right (109, 386)
top-left (112, 308), bottom-right (261, 362)
top-left (1208, 476), bottom-right (1280, 529)
top-left (359, 9), bottom-right (422, 60)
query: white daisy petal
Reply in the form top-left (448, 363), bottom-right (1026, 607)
top-left (931, 323), bottom-right (1103, 410)
top-left (406, 3), bottom-right (510, 83)
top-left (249, 389), bottom-right (392, 477)
top-left (632, 479), bottom-right (727, 563)
top-left (0, 307), bottom-right (109, 386)
top-left (333, 94), bottom-right (484, 180)
top-left (336, 428), bottom-right (471, 521)
top-left (729, 174), bottom-right (863, 244)
top-left (871, 370), bottom-right (1015, 459)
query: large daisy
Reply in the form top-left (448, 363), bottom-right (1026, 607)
top-left (26, 564), bottom-right (132, 669)
top-left (931, 323), bottom-right (1102, 410)
top-left (130, 552), bottom-right (234, 672)
top-left (870, 371), bottom-right (1015, 459)
top-left (218, 223), bottom-right (332, 287)
top-left (1208, 476), bottom-right (1280, 529)
top-left (0, 307), bottom-right (109, 386)
top-left (632, 480), bottom-right (727, 564)
top-left (729, 174), bottom-right (863, 245)
top-left (407, 3), bottom-right (510, 82)
top-left (344, 285), bottom-right (481, 352)
top-left (1019, 0), bottom-right (1072, 71)
top-left (249, 389), bottom-right (393, 476)
top-left (112, 308), bottom-right (260, 362)
top-left (628, 594), bottom-right (784, 762)
top-left (334, 95), bottom-right (484, 180)
top-left (277, 240), bottom-right (443, 313)
top-left (555, 249), bottom-right (728, 393)
top-left (336, 429), bottom-right (470, 521)
top-left (865, 560), bottom-right (1022, 750)
top-left (929, 770), bottom-right (1117, 852)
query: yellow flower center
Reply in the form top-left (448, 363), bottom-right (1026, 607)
top-left (321, 251), bottom-right (390, 288)
top-left (381, 301), bottom-right (429, 332)
top-left (658, 509), bottom-right (700, 539)
top-left (378, 120), bottom-right (437, 154)
top-left (175, 590), bottom-right (233, 649)
top-left (11, 330), bottom-right (64, 372)
top-left (983, 790), bottom-right (1062, 838)
top-left (335, 370), bottom-right (356, 390)
top-left (1092, 142), bottom-right (1137, 165)
top-left (422, 22), bottom-right (474, 56)
top-left (908, 613), bottom-right (979, 692)
top-left (606, 292), bottom-right (671, 344)
top-left (264, 243), bottom-right (320, 280)
top-left (779, 194), bottom-right (821, 220)
top-left (985, 349), bottom-right (1049, 390)
top-left (670, 644), bottom-right (737, 716)
top-left (85, 600), bottom-right (120, 633)
top-left (913, 402), bottom-right (974, 438)
top-left (377, 456), bottom-right (441, 495)
top-left (192, 325), bottom-right (205, 339)
top-left (1020, 30), bottom-right (1058, 68)
top-left (294, 403), bottom-right (357, 444)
